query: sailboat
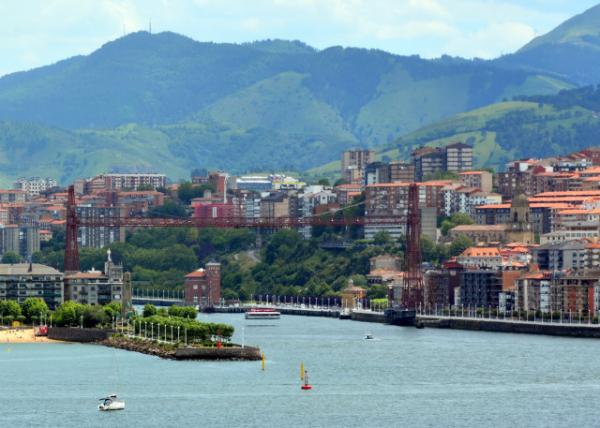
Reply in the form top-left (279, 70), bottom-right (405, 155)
top-left (99, 300), bottom-right (126, 411)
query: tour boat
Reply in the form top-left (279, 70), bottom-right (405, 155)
top-left (245, 308), bottom-right (281, 320)
top-left (98, 394), bottom-right (125, 411)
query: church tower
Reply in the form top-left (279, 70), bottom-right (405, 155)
top-left (506, 193), bottom-right (534, 244)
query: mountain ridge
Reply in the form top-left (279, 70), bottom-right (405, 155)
top-left (2, 4), bottom-right (600, 183)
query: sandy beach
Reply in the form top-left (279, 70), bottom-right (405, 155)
top-left (0, 328), bottom-right (58, 343)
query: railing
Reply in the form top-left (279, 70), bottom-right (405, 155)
top-left (132, 288), bottom-right (184, 301)
top-left (416, 304), bottom-right (600, 326)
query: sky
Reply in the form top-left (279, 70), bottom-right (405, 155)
top-left (0, 0), bottom-right (598, 77)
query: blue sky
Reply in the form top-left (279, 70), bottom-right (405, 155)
top-left (0, 0), bottom-right (598, 77)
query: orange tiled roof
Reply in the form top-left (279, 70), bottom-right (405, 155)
top-left (459, 247), bottom-right (501, 257)
top-left (535, 190), bottom-right (600, 197)
top-left (185, 268), bottom-right (206, 278)
top-left (459, 171), bottom-right (486, 175)
top-left (558, 208), bottom-right (600, 215)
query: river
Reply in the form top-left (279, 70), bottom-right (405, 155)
top-left (2, 313), bottom-right (600, 427)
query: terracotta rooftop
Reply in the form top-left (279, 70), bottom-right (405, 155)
top-left (459, 171), bottom-right (488, 175)
top-left (459, 247), bottom-right (501, 257)
top-left (185, 268), bottom-right (206, 278)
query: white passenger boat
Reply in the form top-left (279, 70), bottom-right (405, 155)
top-left (98, 394), bottom-right (125, 411)
top-left (245, 308), bottom-right (281, 320)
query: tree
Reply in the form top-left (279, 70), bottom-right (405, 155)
top-left (1, 252), bottom-right (20, 264)
top-left (52, 301), bottom-right (83, 327)
top-left (177, 181), bottom-right (215, 205)
top-left (0, 300), bottom-right (22, 318)
top-left (372, 231), bottom-right (392, 246)
top-left (367, 284), bottom-right (388, 299)
top-left (104, 302), bottom-right (121, 320)
top-left (423, 171), bottom-right (459, 181)
top-left (21, 298), bottom-right (49, 323)
top-left (317, 178), bottom-right (330, 186)
top-left (143, 304), bottom-right (158, 318)
top-left (168, 305), bottom-right (197, 319)
top-left (441, 212), bottom-right (475, 236)
top-left (148, 201), bottom-right (187, 218)
top-left (449, 234), bottom-right (473, 257)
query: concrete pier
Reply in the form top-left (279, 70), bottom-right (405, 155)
top-left (212, 305), bottom-right (340, 318)
top-left (418, 316), bottom-right (600, 338)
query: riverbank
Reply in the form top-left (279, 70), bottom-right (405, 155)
top-left (103, 335), bottom-right (262, 361)
top-left (0, 328), bottom-right (58, 343)
top-left (345, 310), bottom-right (600, 339)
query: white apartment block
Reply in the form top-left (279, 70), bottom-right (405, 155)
top-left (14, 177), bottom-right (58, 196)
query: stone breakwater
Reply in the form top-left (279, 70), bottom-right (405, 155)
top-left (103, 336), bottom-right (262, 361)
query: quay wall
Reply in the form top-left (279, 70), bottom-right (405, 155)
top-left (351, 311), bottom-right (386, 323)
top-left (421, 318), bottom-right (600, 338)
top-left (279, 308), bottom-right (340, 318)
top-left (212, 306), bottom-right (340, 318)
top-left (48, 327), bottom-right (112, 342)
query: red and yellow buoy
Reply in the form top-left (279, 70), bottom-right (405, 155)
top-left (300, 362), bottom-right (312, 390)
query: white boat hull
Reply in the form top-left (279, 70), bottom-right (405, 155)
top-left (99, 401), bottom-right (125, 411)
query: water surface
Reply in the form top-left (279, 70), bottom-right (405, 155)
top-left (1, 313), bottom-right (600, 427)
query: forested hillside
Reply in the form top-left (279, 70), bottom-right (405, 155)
top-left (0, 31), bottom-right (573, 183)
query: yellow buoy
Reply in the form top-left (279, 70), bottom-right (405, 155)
top-left (300, 361), bottom-right (304, 381)
top-left (261, 353), bottom-right (265, 371)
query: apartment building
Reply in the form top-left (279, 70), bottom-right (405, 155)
top-left (14, 177), bottom-right (58, 197)
top-left (77, 205), bottom-right (124, 248)
top-left (445, 143), bottom-right (473, 173)
top-left (459, 171), bottom-right (493, 193)
top-left (0, 264), bottom-right (63, 310)
top-left (460, 270), bottom-right (502, 308)
top-left (341, 149), bottom-right (375, 184)
top-left (412, 143), bottom-right (473, 181)
top-left (82, 173), bottom-right (166, 193)
top-left (64, 251), bottom-right (124, 306)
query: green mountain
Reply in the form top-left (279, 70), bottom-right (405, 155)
top-left (308, 92), bottom-right (600, 177)
top-left (0, 31), bottom-right (577, 183)
top-left (496, 4), bottom-right (600, 85)
top-left (5, 3), bottom-right (600, 182)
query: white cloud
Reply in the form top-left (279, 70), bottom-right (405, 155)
top-left (444, 21), bottom-right (537, 58)
top-left (0, 0), bottom-right (597, 76)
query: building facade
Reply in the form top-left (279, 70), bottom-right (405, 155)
top-left (64, 251), bottom-right (124, 306)
top-left (342, 149), bottom-right (375, 184)
top-left (0, 264), bottom-right (63, 309)
top-left (183, 262), bottom-right (222, 307)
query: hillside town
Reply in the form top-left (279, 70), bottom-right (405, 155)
top-left (3, 144), bottom-right (600, 318)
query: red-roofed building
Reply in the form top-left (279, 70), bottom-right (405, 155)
top-left (183, 262), bottom-right (221, 307)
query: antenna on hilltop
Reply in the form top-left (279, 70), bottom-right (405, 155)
top-left (149, 19), bottom-right (152, 34)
